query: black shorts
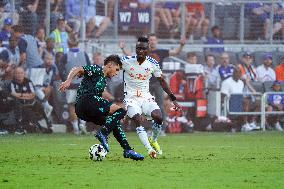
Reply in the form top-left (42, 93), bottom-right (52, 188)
top-left (75, 94), bottom-right (112, 126)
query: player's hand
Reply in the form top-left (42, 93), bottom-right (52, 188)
top-left (58, 80), bottom-right (71, 92)
top-left (172, 100), bottom-right (182, 112)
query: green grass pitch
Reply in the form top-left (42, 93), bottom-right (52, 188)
top-left (1, 132), bottom-right (284, 189)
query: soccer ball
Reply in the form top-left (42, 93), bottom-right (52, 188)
top-left (89, 144), bottom-right (107, 161)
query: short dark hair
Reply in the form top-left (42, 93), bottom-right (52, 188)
top-left (11, 25), bottom-right (23, 33)
top-left (104, 54), bottom-right (122, 68)
top-left (205, 54), bottom-right (215, 61)
top-left (187, 52), bottom-right (197, 58)
top-left (137, 36), bottom-right (149, 43)
top-left (211, 25), bottom-right (220, 32)
top-left (147, 33), bottom-right (156, 38)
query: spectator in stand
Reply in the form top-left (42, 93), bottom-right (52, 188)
top-left (50, 0), bottom-right (65, 31)
top-left (221, 67), bottom-right (245, 132)
top-left (155, 2), bottom-right (180, 34)
top-left (9, 66), bottom-right (51, 134)
top-left (19, 0), bottom-right (39, 35)
top-left (0, 17), bottom-right (13, 48)
top-left (0, 1), bottom-right (19, 29)
top-left (58, 34), bottom-right (91, 135)
top-left (86, 0), bottom-right (111, 38)
top-left (266, 81), bottom-right (284, 131)
top-left (185, 2), bottom-right (209, 40)
top-left (35, 27), bottom-right (46, 58)
top-left (49, 16), bottom-right (69, 54)
top-left (256, 53), bottom-right (276, 82)
top-left (42, 38), bottom-right (55, 61)
top-left (245, 3), bottom-right (284, 40)
top-left (34, 53), bottom-right (59, 118)
top-left (204, 54), bottom-right (220, 89)
top-left (169, 64), bottom-right (186, 101)
top-left (218, 52), bottom-right (234, 81)
top-left (92, 51), bottom-right (104, 66)
top-left (11, 25), bottom-right (43, 69)
top-left (7, 36), bottom-right (20, 67)
top-left (205, 26), bottom-right (224, 54)
top-left (275, 56), bottom-right (284, 81)
top-left (0, 39), bottom-right (10, 80)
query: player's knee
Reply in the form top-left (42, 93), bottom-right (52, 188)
top-left (151, 110), bottom-right (163, 125)
top-left (132, 114), bottom-right (142, 125)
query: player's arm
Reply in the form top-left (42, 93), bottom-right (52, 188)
top-left (58, 67), bottom-right (84, 92)
top-left (156, 76), bottom-right (181, 111)
top-left (168, 36), bottom-right (186, 56)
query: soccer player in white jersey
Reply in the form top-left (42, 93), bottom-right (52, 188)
top-left (120, 36), bottom-right (181, 158)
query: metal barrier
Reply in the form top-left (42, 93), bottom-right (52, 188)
top-left (261, 92), bottom-right (284, 131)
top-left (224, 92), bottom-right (284, 131)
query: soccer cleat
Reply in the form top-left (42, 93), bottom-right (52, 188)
top-left (123, 149), bottom-right (144, 161)
top-left (148, 149), bottom-right (157, 159)
top-left (148, 137), bottom-right (162, 155)
top-left (95, 130), bottom-right (109, 152)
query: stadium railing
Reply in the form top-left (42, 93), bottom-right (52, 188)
top-left (261, 92), bottom-right (284, 131)
top-left (223, 92), bottom-right (284, 131)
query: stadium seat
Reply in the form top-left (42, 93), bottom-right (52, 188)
top-left (263, 81), bottom-right (275, 92)
top-left (251, 81), bottom-right (264, 93)
top-left (223, 18), bottom-right (238, 40)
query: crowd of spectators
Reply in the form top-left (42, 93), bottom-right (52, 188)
top-left (0, 1), bottom-right (284, 135)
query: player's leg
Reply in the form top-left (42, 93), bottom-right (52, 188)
top-left (143, 100), bottom-right (163, 155)
top-left (112, 125), bottom-right (144, 160)
top-left (126, 105), bottom-right (156, 158)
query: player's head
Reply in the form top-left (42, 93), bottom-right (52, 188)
top-left (136, 36), bottom-right (149, 62)
top-left (104, 54), bottom-right (122, 77)
top-left (147, 33), bottom-right (157, 49)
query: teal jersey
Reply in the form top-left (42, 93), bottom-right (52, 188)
top-left (76, 65), bottom-right (106, 103)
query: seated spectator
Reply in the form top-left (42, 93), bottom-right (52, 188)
top-left (65, 0), bottom-right (82, 34)
top-left (137, 0), bottom-right (151, 9)
top-left (9, 67), bottom-right (52, 134)
top-left (221, 67), bottom-right (244, 132)
top-left (275, 56), bottom-right (284, 81)
top-left (218, 52), bottom-right (234, 81)
top-left (92, 51), bottom-right (104, 66)
top-left (256, 53), bottom-right (276, 82)
top-left (7, 36), bottom-right (20, 67)
top-left (19, 0), bottom-right (39, 35)
top-left (42, 38), bottom-right (55, 61)
top-left (246, 3), bottom-right (284, 40)
top-left (0, 39), bottom-right (12, 80)
top-left (185, 3), bottom-right (209, 40)
top-left (12, 25), bottom-right (43, 69)
top-left (266, 81), bottom-right (284, 131)
top-left (203, 54), bottom-right (220, 89)
top-left (34, 53), bottom-right (59, 118)
top-left (50, 0), bottom-right (65, 31)
top-left (237, 52), bottom-right (257, 93)
top-left (205, 26), bottom-right (224, 53)
top-left (49, 17), bottom-right (69, 54)
top-left (86, 0), bottom-right (111, 38)
top-left (221, 67), bottom-right (258, 132)
top-left (35, 27), bottom-right (46, 58)
top-left (0, 17), bottom-right (13, 48)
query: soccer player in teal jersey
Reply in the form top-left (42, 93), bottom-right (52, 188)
top-left (59, 55), bottom-right (144, 160)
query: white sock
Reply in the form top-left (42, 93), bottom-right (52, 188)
top-left (151, 122), bottom-right (162, 142)
top-left (71, 120), bottom-right (79, 132)
top-left (42, 101), bottom-right (49, 108)
top-left (79, 119), bottom-right (86, 126)
top-left (136, 126), bottom-right (153, 151)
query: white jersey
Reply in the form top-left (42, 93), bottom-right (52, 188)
top-left (120, 55), bottom-right (162, 97)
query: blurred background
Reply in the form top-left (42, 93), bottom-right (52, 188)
top-left (0, 0), bottom-right (284, 135)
